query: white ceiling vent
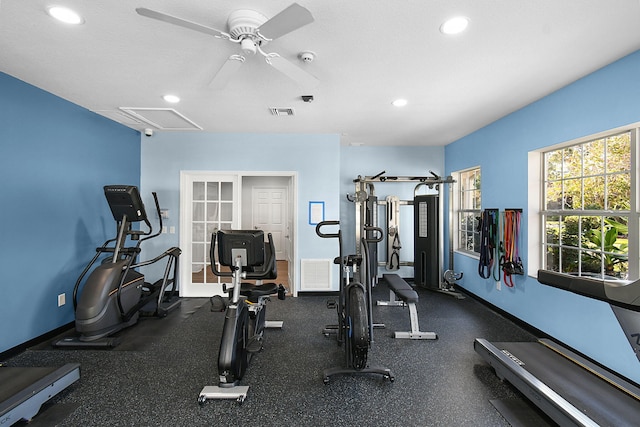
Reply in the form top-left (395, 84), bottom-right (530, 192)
top-left (269, 107), bottom-right (295, 116)
top-left (119, 107), bottom-right (202, 130)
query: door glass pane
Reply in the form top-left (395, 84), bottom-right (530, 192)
top-left (206, 202), bottom-right (219, 222)
top-left (207, 182), bottom-right (219, 201)
top-left (193, 182), bottom-right (205, 200)
top-left (221, 182), bottom-right (233, 200)
top-left (192, 223), bottom-right (205, 243)
top-left (221, 202), bottom-right (233, 221)
top-left (193, 202), bottom-right (204, 221)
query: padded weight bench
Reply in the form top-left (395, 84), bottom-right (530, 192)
top-left (377, 274), bottom-right (437, 340)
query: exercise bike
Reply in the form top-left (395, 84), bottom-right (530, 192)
top-left (315, 221), bottom-right (394, 384)
top-left (54, 185), bottom-right (181, 348)
top-left (199, 229), bottom-right (286, 404)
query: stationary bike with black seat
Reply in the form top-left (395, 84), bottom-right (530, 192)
top-left (315, 220), bottom-right (394, 384)
top-left (199, 229), bottom-right (285, 404)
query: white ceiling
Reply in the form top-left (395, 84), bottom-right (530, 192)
top-left (2, 0), bottom-right (640, 146)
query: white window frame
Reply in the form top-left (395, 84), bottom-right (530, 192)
top-left (453, 166), bottom-right (482, 257)
top-left (528, 123), bottom-right (639, 281)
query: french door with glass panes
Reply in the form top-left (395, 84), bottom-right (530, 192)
top-left (179, 172), bottom-right (239, 297)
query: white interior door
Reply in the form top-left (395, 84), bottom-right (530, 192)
top-left (252, 187), bottom-right (287, 259)
top-left (180, 172), bottom-right (239, 297)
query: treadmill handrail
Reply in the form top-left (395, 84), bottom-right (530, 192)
top-left (537, 269), bottom-right (640, 312)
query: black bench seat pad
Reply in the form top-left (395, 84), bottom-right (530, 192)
top-left (382, 274), bottom-right (419, 304)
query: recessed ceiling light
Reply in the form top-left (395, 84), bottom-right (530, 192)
top-left (162, 94), bottom-right (180, 103)
top-left (47, 6), bottom-right (84, 25)
top-left (392, 99), bottom-right (408, 107)
top-left (440, 16), bottom-right (469, 35)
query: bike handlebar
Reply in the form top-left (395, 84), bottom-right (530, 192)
top-left (315, 220), bottom-right (341, 239)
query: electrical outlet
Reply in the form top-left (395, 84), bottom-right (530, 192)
top-left (58, 293), bottom-right (66, 307)
top-left (169, 226), bottom-right (175, 234)
top-left (496, 281), bottom-right (501, 291)
top-left (162, 226), bottom-right (168, 234)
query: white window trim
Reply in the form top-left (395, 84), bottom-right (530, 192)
top-left (528, 122), bottom-right (640, 280)
top-left (453, 165), bottom-right (481, 259)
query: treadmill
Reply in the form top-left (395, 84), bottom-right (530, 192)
top-left (476, 270), bottom-right (640, 426)
top-left (0, 363), bottom-right (80, 426)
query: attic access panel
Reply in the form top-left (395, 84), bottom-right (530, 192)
top-left (119, 107), bottom-right (202, 130)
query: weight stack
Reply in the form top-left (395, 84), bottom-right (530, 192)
top-left (414, 194), bottom-right (439, 289)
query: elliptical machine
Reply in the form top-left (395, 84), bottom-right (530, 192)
top-left (315, 220), bottom-right (394, 384)
top-left (199, 229), bottom-right (286, 404)
top-left (55, 185), bottom-right (181, 348)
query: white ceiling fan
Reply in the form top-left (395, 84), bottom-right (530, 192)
top-left (136, 3), bottom-right (319, 90)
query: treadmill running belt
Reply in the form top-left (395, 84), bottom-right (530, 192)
top-left (489, 341), bottom-right (640, 426)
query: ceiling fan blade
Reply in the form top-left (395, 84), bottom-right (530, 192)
top-left (136, 8), bottom-right (230, 39)
top-left (257, 3), bottom-right (314, 40)
top-left (267, 55), bottom-right (319, 89)
top-left (209, 55), bottom-right (245, 89)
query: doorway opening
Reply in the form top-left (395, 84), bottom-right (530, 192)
top-left (179, 171), bottom-right (297, 297)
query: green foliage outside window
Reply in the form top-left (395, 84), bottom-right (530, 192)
top-left (543, 131), bottom-right (631, 279)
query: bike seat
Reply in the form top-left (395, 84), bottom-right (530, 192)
top-left (240, 282), bottom-right (280, 301)
top-left (333, 255), bottom-right (362, 267)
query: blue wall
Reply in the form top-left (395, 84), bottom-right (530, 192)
top-left (140, 132), bottom-right (342, 289)
top-left (0, 73), bottom-right (140, 353)
top-left (445, 50), bottom-right (640, 382)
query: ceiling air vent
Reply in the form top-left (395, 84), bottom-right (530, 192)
top-left (269, 107), bottom-right (294, 116)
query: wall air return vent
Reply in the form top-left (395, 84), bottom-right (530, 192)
top-left (269, 107), bottom-right (295, 116)
top-left (119, 107), bottom-right (202, 130)
top-left (300, 259), bottom-right (332, 291)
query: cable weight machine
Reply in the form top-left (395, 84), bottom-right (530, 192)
top-left (348, 171), bottom-right (463, 298)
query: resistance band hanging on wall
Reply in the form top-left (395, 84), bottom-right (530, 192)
top-left (478, 209), bottom-right (499, 280)
top-left (500, 209), bottom-right (524, 287)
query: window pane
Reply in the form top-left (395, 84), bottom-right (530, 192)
top-left (545, 151), bottom-right (563, 181)
top-left (545, 246), bottom-right (559, 271)
top-left (563, 178), bottom-right (582, 209)
top-left (582, 176), bottom-right (604, 210)
top-left (563, 146), bottom-right (582, 179)
top-left (545, 215), bottom-right (560, 244)
top-left (607, 173), bottom-right (630, 210)
top-left (561, 247), bottom-right (579, 273)
top-left (545, 180), bottom-right (562, 210)
top-left (561, 216), bottom-right (580, 247)
top-left (582, 138), bottom-right (604, 176)
top-left (606, 132), bottom-right (631, 173)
